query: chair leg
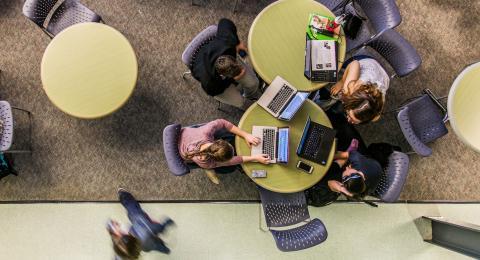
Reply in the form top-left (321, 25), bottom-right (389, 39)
top-left (42, 28), bottom-right (54, 39)
top-left (217, 101), bottom-right (229, 113)
top-left (258, 204), bottom-right (268, 232)
top-left (423, 88), bottom-right (447, 113)
top-left (11, 107), bottom-right (33, 153)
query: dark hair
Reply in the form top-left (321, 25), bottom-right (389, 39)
top-left (112, 234), bottom-right (141, 259)
top-left (214, 55), bottom-right (243, 78)
top-left (186, 139), bottom-right (234, 162)
top-left (343, 173), bottom-right (367, 197)
top-left (342, 83), bottom-right (384, 123)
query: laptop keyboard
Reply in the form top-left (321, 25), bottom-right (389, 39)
top-left (312, 71), bottom-right (335, 82)
top-left (262, 129), bottom-right (276, 160)
top-left (303, 125), bottom-right (326, 158)
top-left (267, 84), bottom-right (294, 114)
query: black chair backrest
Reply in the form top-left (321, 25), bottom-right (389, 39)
top-left (366, 29), bottom-right (421, 77)
top-left (258, 186), bottom-right (310, 228)
top-left (23, 0), bottom-right (59, 27)
top-left (47, 0), bottom-right (102, 36)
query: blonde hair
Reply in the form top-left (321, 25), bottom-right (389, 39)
top-left (186, 139), bottom-right (234, 162)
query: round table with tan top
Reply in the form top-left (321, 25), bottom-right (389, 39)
top-left (248, 0), bottom-right (346, 92)
top-left (235, 100), bottom-right (335, 193)
top-left (41, 23), bottom-right (138, 119)
top-left (448, 62), bottom-right (480, 152)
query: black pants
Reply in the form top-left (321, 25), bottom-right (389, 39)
top-left (318, 88), bottom-right (368, 154)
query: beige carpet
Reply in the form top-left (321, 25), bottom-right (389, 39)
top-left (0, 0), bottom-right (479, 201)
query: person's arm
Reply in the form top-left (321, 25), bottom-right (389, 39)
top-left (228, 124), bottom-right (260, 148)
top-left (212, 154), bottom-right (270, 168)
top-left (331, 60), bottom-right (360, 95)
top-left (151, 218), bottom-right (174, 234)
top-left (151, 237), bottom-right (171, 254)
top-left (327, 180), bottom-right (353, 197)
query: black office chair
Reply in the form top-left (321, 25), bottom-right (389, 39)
top-left (371, 151), bottom-right (410, 202)
top-left (23, 0), bottom-right (103, 38)
top-left (257, 186), bottom-right (328, 252)
top-left (395, 92), bottom-right (448, 157)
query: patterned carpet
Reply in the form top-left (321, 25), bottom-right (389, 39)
top-left (0, 0), bottom-right (479, 201)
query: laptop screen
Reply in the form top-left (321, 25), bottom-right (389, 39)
top-left (311, 40), bottom-right (337, 71)
top-left (278, 92), bottom-right (309, 121)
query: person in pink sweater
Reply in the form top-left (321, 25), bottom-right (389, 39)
top-left (178, 119), bottom-right (269, 184)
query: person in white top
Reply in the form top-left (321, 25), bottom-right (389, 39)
top-left (330, 57), bottom-right (390, 124)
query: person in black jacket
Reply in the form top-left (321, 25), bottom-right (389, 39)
top-left (191, 18), bottom-right (261, 109)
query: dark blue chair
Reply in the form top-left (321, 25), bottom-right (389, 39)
top-left (257, 186), bottom-right (328, 252)
top-left (396, 93), bottom-right (448, 157)
top-left (356, 0), bottom-right (402, 34)
top-left (315, 0), bottom-right (346, 12)
top-left (362, 29), bottom-right (422, 77)
top-left (23, 0), bottom-right (102, 38)
top-left (371, 151), bottom-right (410, 202)
top-left (47, 0), bottom-right (102, 36)
top-left (162, 123), bottom-right (238, 176)
top-left (181, 25), bottom-right (217, 79)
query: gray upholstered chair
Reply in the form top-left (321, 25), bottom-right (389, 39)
top-left (0, 101), bottom-right (33, 154)
top-left (22, 0), bottom-right (59, 29)
top-left (356, 0), bottom-right (402, 34)
top-left (315, 0), bottom-right (346, 12)
top-left (162, 123), bottom-right (238, 176)
top-left (396, 93), bottom-right (448, 157)
top-left (181, 25), bottom-right (217, 79)
top-left (257, 186), bottom-right (328, 252)
top-left (163, 124), bottom-right (191, 176)
top-left (362, 29), bottom-right (421, 77)
top-left (371, 151), bottom-right (409, 202)
top-left (23, 0), bottom-right (102, 38)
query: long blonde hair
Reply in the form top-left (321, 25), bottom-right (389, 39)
top-left (186, 139), bottom-right (234, 162)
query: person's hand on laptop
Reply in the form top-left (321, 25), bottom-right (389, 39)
top-left (253, 154), bottom-right (271, 164)
top-left (244, 133), bottom-right (261, 148)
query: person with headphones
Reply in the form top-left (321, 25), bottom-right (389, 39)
top-left (191, 18), bottom-right (261, 109)
top-left (327, 148), bottom-right (382, 198)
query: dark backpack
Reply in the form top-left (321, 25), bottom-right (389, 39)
top-left (333, 0), bottom-right (367, 40)
top-left (305, 182), bottom-right (340, 207)
top-left (0, 153), bottom-right (17, 181)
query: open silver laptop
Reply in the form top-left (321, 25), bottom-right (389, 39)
top-left (251, 126), bottom-right (289, 164)
top-left (257, 76), bottom-right (309, 120)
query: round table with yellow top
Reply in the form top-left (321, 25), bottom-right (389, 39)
top-left (235, 100), bottom-right (335, 193)
top-left (448, 62), bottom-right (480, 152)
top-left (248, 0), bottom-right (346, 91)
top-left (41, 23), bottom-right (138, 119)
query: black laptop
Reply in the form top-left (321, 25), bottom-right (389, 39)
top-left (296, 117), bottom-right (336, 165)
